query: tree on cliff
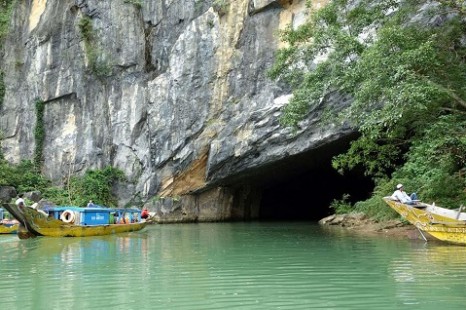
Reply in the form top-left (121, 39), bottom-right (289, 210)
top-left (269, 0), bottom-right (466, 212)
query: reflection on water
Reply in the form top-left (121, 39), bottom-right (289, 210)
top-left (388, 243), bottom-right (466, 308)
top-left (1, 222), bottom-right (466, 309)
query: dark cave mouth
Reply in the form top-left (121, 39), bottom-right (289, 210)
top-left (258, 160), bottom-right (374, 221)
top-left (252, 137), bottom-right (375, 221)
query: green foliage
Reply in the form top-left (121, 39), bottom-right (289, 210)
top-left (34, 98), bottom-right (45, 169)
top-left (329, 193), bottom-right (353, 214)
top-left (0, 160), bottom-right (126, 207)
top-left (0, 160), bottom-right (50, 192)
top-left (332, 136), bottom-right (400, 177)
top-left (78, 17), bottom-right (93, 42)
top-left (0, 0), bottom-right (16, 47)
top-left (330, 192), bottom-right (399, 221)
top-left (389, 115), bottom-right (466, 207)
top-left (353, 195), bottom-right (399, 221)
top-left (271, 0), bottom-right (466, 214)
top-left (78, 17), bottom-right (113, 78)
top-left (347, 181), bottom-right (400, 220)
top-left (0, 97), bottom-right (47, 189)
top-left (437, 0), bottom-right (466, 15)
top-left (64, 166), bottom-right (126, 207)
top-left (123, 0), bottom-right (143, 9)
top-left (40, 186), bottom-right (70, 205)
top-left (89, 50), bottom-right (113, 78)
top-left (213, 0), bottom-right (229, 16)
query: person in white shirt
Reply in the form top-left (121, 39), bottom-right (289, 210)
top-left (391, 184), bottom-right (418, 205)
top-left (15, 194), bottom-right (25, 208)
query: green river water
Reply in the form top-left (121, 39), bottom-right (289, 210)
top-left (1, 222), bottom-right (466, 309)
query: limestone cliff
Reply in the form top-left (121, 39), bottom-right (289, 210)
top-left (0, 0), bottom-right (350, 222)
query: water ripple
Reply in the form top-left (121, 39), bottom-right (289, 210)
top-left (1, 223), bottom-right (466, 309)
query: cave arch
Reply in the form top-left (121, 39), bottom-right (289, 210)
top-left (232, 136), bottom-right (375, 221)
top-left (258, 160), bottom-right (374, 220)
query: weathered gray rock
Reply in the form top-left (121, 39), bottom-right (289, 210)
top-left (24, 191), bottom-right (42, 203)
top-left (0, 0), bottom-right (351, 221)
top-left (0, 186), bottom-right (17, 203)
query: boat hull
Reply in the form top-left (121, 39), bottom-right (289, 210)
top-left (383, 198), bottom-right (466, 245)
top-left (0, 223), bottom-right (18, 234)
top-left (3, 204), bottom-right (147, 238)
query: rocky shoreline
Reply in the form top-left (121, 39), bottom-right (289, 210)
top-left (319, 213), bottom-right (430, 242)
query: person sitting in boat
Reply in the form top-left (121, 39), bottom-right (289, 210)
top-left (141, 207), bottom-right (149, 219)
top-left (0, 211), bottom-right (19, 224)
top-left (87, 200), bottom-right (95, 208)
top-left (15, 194), bottom-right (25, 208)
top-left (391, 184), bottom-right (418, 205)
top-left (0, 218), bottom-right (19, 224)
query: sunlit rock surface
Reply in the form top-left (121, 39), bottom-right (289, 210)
top-left (1, 0), bottom-right (352, 222)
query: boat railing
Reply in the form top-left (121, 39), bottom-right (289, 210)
top-left (430, 220), bottom-right (466, 226)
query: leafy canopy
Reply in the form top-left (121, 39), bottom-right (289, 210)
top-left (270, 0), bottom-right (466, 211)
top-left (60, 166), bottom-right (126, 207)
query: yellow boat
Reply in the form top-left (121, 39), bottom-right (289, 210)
top-left (0, 207), bottom-right (19, 234)
top-left (383, 197), bottom-right (466, 245)
top-left (2, 203), bottom-right (147, 239)
top-left (0, 222), bottom-right (19, 234)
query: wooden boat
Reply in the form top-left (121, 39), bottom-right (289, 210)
top-left (383, 197), bottom-right (466, 244)
top-left (2, 203), bottom-right (147, 239)
top-left (0, 222), bottom-right (19, 234)
top-left (0, 222), bottom-right (18, 234)
top-left (0, 207), bottom-right (19, 234)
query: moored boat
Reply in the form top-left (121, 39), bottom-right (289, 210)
top-left (0, 207), bottom-right (19, 234)
top-left (2, 203), bottom-right (147, 238)
top-left (383, 197), bottom-right (466, 245)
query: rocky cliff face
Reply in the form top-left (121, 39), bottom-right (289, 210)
top-left (0, 0), bottom-right (351, 222)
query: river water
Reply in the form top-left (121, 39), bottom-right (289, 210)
top-left (1, 222), bottom-right (465, 309)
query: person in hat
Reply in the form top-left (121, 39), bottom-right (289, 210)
top-left (391, 184), bottom-right (418, 205)
top-left (15, 193), bottom-right (26, 208)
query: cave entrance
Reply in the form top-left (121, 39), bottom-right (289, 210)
top-left (255, 138), bottom-right (374, 221)
top-left (259, 160), bottom-right (373, 221)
